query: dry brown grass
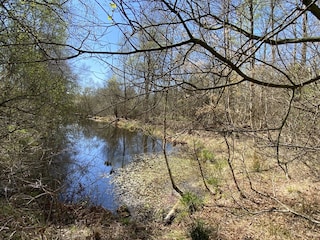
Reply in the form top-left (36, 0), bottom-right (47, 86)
top-left (110, 118), bottom-right (320, 239)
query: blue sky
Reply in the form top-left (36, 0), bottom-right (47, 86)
top-left (67, 1), bottom-right (122, 89)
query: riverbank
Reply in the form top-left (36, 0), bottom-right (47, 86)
top-left (98, 116), bottom-right (320, 239)
top-left (1, 116), bottom-right (319, 239)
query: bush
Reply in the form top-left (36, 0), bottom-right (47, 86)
top-left (190, 220), bottom-right (210, 240)
top-left (181, 192), bottom-right (203, 213)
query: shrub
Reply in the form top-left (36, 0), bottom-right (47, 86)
top-left (190, 220), bottom-right (210, 240)
top-left (181, 192), bottom-right (203, 213)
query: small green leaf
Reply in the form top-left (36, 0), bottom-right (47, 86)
top-left (8, 125), bottom-right (16, 132)
top-left (110, 2), bottom-right (117, 9)
top-left (17, 129), bottom-right (28, 134)
top-left (107, 15), bottom-right (113, 21)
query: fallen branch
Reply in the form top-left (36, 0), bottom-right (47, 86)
top-left (163, 200), bottom-right (181, 225)
top-left (272, 196), bottom-right (320, 225)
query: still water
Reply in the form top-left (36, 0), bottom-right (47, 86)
top-left (54, 121), bottom-right (169, 212)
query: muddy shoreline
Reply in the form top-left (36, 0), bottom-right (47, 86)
top-left (112, 152), bottom-right (182, 222)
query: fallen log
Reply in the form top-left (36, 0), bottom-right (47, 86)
top-left (163, 201), bottom-right (182, 225)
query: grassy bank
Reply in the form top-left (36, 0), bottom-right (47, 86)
top-left (102, 116), bottom-right (320, 239)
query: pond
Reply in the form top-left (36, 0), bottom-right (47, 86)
top-left (53, 120), bottom-right (170, 212)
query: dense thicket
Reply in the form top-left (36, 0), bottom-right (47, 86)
top-left (0, 0), bottom-right (74, 216)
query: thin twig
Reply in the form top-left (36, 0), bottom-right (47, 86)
top-left (224, 134), bottom-right (246, 198)
top-left (162, 89), bottom-right (183, 196)
top-left (192, 141), bottom-right (215, 195)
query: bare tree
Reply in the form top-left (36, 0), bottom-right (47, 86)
top-left (4, 0), bottom-right (319, 227)
top-left (57, 0), bottom-right (320, 183)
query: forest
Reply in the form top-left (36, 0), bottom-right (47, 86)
top-left (1, 0), bottom-right (320, 239)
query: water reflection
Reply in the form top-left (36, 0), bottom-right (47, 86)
top-left (55, 121), bottom-right (168, 211)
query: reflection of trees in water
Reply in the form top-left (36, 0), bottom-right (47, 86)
top-left (89, 123), bottom-right (164, 168)
top-left (52, 121), bottom-right (164, 179)
top-left (50, 150), bottom-right (74, 194)
top-left (52, 120), bottom-right (167, 208)
top-left (74, 121), bottom-right (163, 159)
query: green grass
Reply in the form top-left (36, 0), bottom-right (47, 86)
top-left (181, 192), bottom-right (203, 213)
